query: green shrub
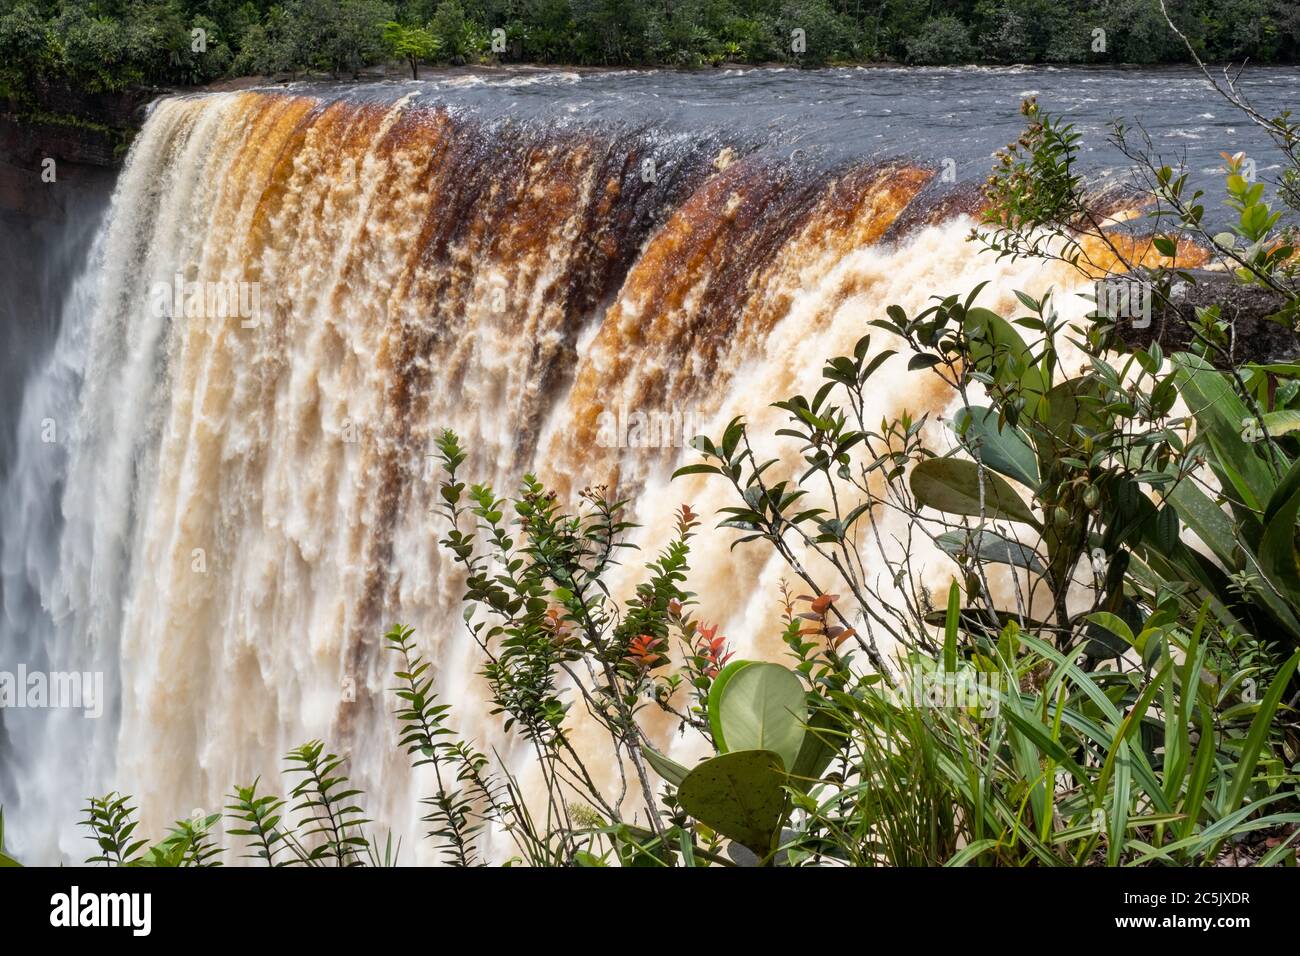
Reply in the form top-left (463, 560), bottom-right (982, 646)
top-left (905, 16), bottom-right (973, 65)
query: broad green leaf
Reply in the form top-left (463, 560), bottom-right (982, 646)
top-left (642, 745), bottom-right (691, 788)
top-left (963, 307), bottom-right (1048, 400)
top-left (678, 750), bottom-right (789, 856)
top-left (787, 703), bottom-right (840, 791)
top-left (936, 529), bottom-right (1045, 573)
top-left (1032, 377), bottom-right (1105, 460)
top-left (1171, 352), bottom-right (1276, 513)
top-left (911, 457), bottom-right (1038, 525)
top-left (1259, 408), bottom-right (1300, 438)
top-left (952, 405), bottom-right (1039, 488)
top-left (706, 660), bottom-right (755, 752)
top-left (717, 662), bottom-right (808, 771)
top-left (1257, 457), bottom-right (1300, 609)
top-left (1164, 477), bottom-right (1239, 568)
top-left (1084, 611), bottom-right (1135, 649)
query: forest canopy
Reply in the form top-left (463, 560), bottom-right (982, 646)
top-left (1, 0), bottom-right (1298, 99)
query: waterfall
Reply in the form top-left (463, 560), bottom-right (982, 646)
top-left (0, 89), bottom-right (1090, 865)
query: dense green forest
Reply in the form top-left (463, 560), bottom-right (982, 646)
top-left (1, 0), bottom-right (1298, 101)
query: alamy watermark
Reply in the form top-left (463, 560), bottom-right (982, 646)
top-left (50, 886), bottom-right (151, 936)
top-left (0, 665), bottom-right (104, 718)
top-left (595, 403), bottom-right (705, 449)
top-left (149, 274), bottom-right (263, 328)
top-left (884, 664), bottom-right (1001, 717)
top-left (1094, 277), bottom-right (1152, 329)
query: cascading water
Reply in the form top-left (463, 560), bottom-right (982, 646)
top-left (2, 68), bottom-right (1292, 865)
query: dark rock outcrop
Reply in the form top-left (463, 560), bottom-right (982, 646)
top-left (0, 80), bottom-right (154, 222)
top-left (1114, 270), bottom-right (1299, 364)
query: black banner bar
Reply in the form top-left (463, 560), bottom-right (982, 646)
top-left (1, 865), bottom-right (1287, 942)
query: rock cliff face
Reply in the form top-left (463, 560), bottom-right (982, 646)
top-left (0, 81), bottom-right (147, 222)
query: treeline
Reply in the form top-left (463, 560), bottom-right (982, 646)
top-left (2, 0), bottom-right (1299, 99)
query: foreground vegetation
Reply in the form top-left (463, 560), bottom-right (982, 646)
top-left (2, 0), bottom-right (1299, 103)
top-left (3, 14), bottom-right (1300, 869)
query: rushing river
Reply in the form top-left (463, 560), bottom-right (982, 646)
top-left (1, 65), bottom-right (1295, 865)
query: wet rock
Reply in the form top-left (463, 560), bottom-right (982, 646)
top-left (1114, 269), bottom-right (1299, 365)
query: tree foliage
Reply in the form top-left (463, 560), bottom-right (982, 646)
top-left (2, 0), bottom-right (1298, 106)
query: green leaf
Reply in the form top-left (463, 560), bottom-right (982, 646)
top-left (642, 745), bottom-right (690, 788)
top-left (952, 406), bottom-right (1039, 488)
top-left (1179, 698), bottom-right (1217, 844)
top-left (788, 703), bottom-right (841, 791)
top-left (671, 463), bottom-right (721, 478)
top-left (944, 580), bottom-right (960, 672)
top-left (963, 307), bottom-right (1046, 401)
top-left (615, 826), bottom-right (671, 867)
top-left (1171, 352), bottom-right (1276, 513)
top-left (717, 663), bottom-right (808, 772)
top-left (1259, 409), bottom-right (1300, 438)
top-left (936, 529), bottom-right (1044, 573)
top-left (1084, 611), bottom-right (1135, 649)
top-left (677, 750), bottom-right (789, 856)
top-left (1014, 290), bottom-right (1041, 312)
top-left (707, 660), bottom-right (755, 752)
top-left (1151, 505), bottom-right (1180, 554)
top-left (1258, 457), bottom-right (1300, 609)
top-left (1032, 377), bottom-right (1105, 455)
top-left (911, 457), bottom-right (1038, 525)
top-left (1164, 477), bottom-right (1239, 569)
top-left (1224, 651), bottom-right (1300, 815)
top-left (945, 839), bottom-right (1000, 866)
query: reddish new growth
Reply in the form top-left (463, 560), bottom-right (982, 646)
top-left (543, 606), bottom-right (577, 648)
top-left (797, 593), bottom-right (855, 648)
top-left (626, 634), bottom-right (668, 669)
top-left (676, 503), bottom-right (699, 536)
top-left (694, 622), bottom-right (733, 678)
